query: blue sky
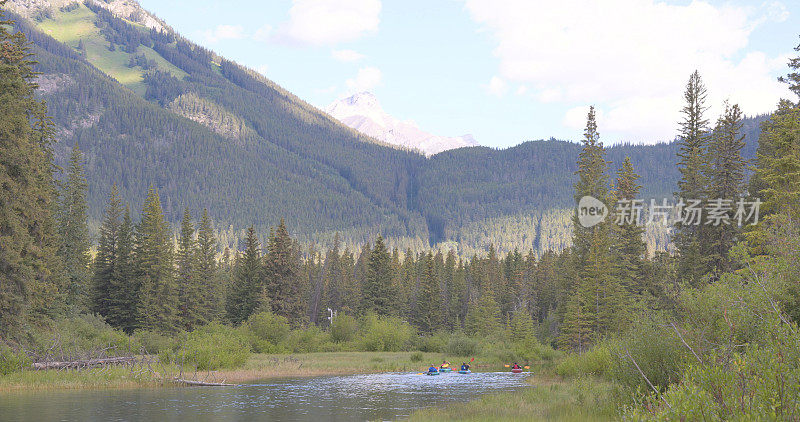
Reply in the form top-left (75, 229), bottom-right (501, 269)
top-left (137, 0), bottom-right (798, 148)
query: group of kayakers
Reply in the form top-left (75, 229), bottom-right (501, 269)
top-left (426, 360), bottom-right (471, 374)
top-left (425, 360), bottom-right (525, 375)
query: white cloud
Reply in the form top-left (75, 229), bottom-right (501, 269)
top-left (766, 1), bottom-right (789, 23)
top-left (485, 76), bottom-right (508, 96)
top-left (202, 24), bottom-right (245, 43)
top-left (332, 49), bottom-right (366, 62)
top-left (278, 0), bottom-right (381, 46)
top-left (345, 66), bottom-right (382, 92)
top-left (463, 0), bottom-right (792, 143)
top-left (253, 24), bottom-right (273, 42)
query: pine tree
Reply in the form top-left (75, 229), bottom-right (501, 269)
top-left (747, 100), bottom-right (800, 252)
top-left (464, 289), bottom-right (501, 337)
top-left (135, 186), bottom-right (177, 332)
top-left (674, 71), bottom-right (712, 285)
top-left (91, 184), bottom-right (123, 319)
top-left (613, 157), bottom-right (647, 295)
top-left (57, 143), bottom-right (91, 312)
top-left (227, 226), bottom-right (261, 325)
top-left (572, 106), bottom-right (612, 263)
top-left (264, 219), bottom-right (304, 325)
top-left (176, 208), bottom-right (202, 330)
top-left (111, 207), bottom-right (137, 332)
top-left (360, 235), bottom-right (396, 316)
top-left (561, 107), bottom-right (628, 349)
top-left (413, 252), bottom-right (441, 333)
top-left (706, 103), bottom-right (746, 274)
top-left (0, 11), bottom-right (62, 335)
top-left (320, 234), bottom-right (343, 318)
top-left (196, 209), bottom-right (222, 321)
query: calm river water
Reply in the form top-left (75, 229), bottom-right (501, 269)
top-left (0, 371), bottom-right (531, 421)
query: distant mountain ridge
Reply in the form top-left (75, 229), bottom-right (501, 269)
top-left (1, 0), bottom-right (768, 254)
top-left (326, 92), bottom-right (479, 156)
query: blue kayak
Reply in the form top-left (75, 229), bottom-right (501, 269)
top-left (426, 371), bottom-right (440, 376)
top-left (458, 370), bottom-right (471, 374)
top-left (439, 367), bottom-right (452, 372)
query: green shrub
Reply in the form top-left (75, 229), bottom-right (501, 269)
top-left (171, 323), bottom-right (249, 370)
top-left (286, 326), bottom-right (331, 353)
top-left (29, 314), bottom-right (136, 357)
top-left (410, 351), bottom-right (424, 362)
top-left (556, 341), bottom-right (615, 378)
top-left (246, 311), bottom-right (290, 353)
top-left (330, 314), bottom-right (359, 343)
top-left (610, 318), bottom-right (687, 392)
top-left (446, 335), bottom-right (481, 357)
top-left (418, 332), bottom-right (448, 353)
top-left (133, 330), bottom-right (179, 354)
top-left (358, 314), bottom-right (415, 352)
top-left (0, 344), bottom-right (30, 376)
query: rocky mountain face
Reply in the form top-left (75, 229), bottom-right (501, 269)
top-left (7, 0), bottom-right (167, 31)
top-left (326, 92), bottom-right (479, 156)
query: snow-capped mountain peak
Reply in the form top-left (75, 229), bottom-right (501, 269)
top-left (326, 92), bottom-right (478, 156)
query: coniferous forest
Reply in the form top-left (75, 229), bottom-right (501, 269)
top-left (2, 1), bottom-right (800, 420)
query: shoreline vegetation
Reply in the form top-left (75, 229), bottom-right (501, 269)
top-left (0, 351), bottom-right (543, 392)
top-left (4, 4), bottom-right (800, 420)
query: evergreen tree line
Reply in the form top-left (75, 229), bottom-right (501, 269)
top-left (6, 6), bottom-right (766, 254)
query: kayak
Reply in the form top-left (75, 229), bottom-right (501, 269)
top-left (426, 371), bottom-right (440, 376)
top-left (458, 370), bottom-right (471, 374)
top-left (511, 368), bottom-right (523, 373)
top-left (439, 367), bottom-right (452, 372)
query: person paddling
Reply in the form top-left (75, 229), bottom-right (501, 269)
top-left (440, 360), bottom-right (451, 369)
top-left (460, 362), bottom-right (470, 371)
top-left (428, 364), bottom-right (438, 374)
top-left (512, 362), bottom-right (520, 370)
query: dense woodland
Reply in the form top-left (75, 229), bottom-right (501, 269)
top-left (3, 4), bottom-right (765, 255)
top-left (3, 3), bottom-right (800, 418)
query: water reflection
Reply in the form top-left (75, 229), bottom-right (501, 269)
top-left (0, 372), bottom-right (530, 421)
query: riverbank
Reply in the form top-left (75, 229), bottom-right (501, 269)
top-left (409, 376), bottom-right (620, 421)
top-left (0, 351), bottom-right (487, 391)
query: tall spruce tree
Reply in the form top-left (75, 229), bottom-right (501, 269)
top-left (0, 7), bottom-right (62, 336)
top-left (613, 157), bottom-right (647, 295)
top-left (111, 207), bottom-right (137, 332)
top-left (674, 71), bottom-right (712, 285)
top-left (360, 235), bottom-right (396, 315)
top-left (561, 107), bottom-right (628, 350)
top-left (264, 219), bottom-right (304, 325)
top-left (571, 106), bottom-right (612, 263)
top-left (227, 226), bottom-right (261, 325)
top-left (91, 184), bottom-right (122, 319)
top-left (176, 208), bottom-right (202, 330)
top-left (135, 186), bottom-right (177, 332)
top-left (57, 143), bottom-right (91, 312)
top-left (196, 209), bottom-right (222, 322)
top-left (706, 103), bottom-right (746, 275)
top-left (413, 252), bottom-right (441, 333)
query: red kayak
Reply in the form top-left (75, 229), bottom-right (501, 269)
top-left (511, 368), bottom-right (523, 373)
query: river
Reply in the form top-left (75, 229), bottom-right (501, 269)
top-left (0, 371), bottom-right (531, 421)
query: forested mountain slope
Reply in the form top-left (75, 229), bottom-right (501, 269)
top-left (4, 0), bottom-right (767, 253)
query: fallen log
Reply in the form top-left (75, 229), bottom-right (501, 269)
top-left (173, 378), bottom-right (237, 387)
top-left (32, 356), bottom-right (138, 370)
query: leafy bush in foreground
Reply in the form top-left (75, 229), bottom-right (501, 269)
top-left (246, 311), bottom-right (290, 353)
top-left (0, 344), bottom-right (31, 375)
top-left (358, 314), bottom-right (415, 352)
top-left (329, 314), bottom-right (359, 343)
top-left (165, 323), bottom-right (249, 370)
